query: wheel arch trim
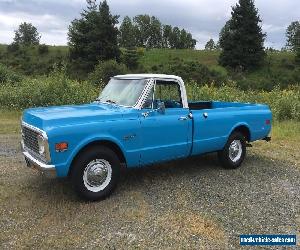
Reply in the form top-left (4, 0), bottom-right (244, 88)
top-left (66, 136), bottom-right (127, 176)
top-left (228, 123), bottom-right (251, 142)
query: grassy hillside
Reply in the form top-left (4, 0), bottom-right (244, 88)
top-left (0, 44), bottom-right (299, 90)
top-left (0, 44), bottom-right (296, 71)
top-left (139, 49), bottom-right (220, 67)
top-left (0, 44), bottom-right (68, 75)
top-left (139, 49), bottom-right (299, 90)
top-left (0, 45), bottom-right (299, 128)
top-left (139, 48), bottom-right (295, 68)
top-left (0, 44), bottom-right (68, 54)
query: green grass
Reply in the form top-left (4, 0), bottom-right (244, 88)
top-left (47, 45), bottom-right (69, 54)
top-left (0, 109), bottom-right (21, 134)
top-left (0, 44), bottom-right (296, 70)
top-left (271, 121), bottom-right (300, 141)
top-left (138, 48), bottom-right (295, 69)
top-left (139, 49), bottom-right (220, 68)
top-left (252, 121), bottom-right (300, 167)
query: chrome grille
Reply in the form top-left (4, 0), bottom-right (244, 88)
top-left (22, 126), bottom-right (40, 155)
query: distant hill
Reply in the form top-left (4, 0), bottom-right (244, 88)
top-left (0, 44), bottom-right (298, 90)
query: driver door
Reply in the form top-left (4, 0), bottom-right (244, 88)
top-left (139, 80), bottom-right (191, 165)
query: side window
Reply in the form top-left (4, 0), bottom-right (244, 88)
top-left (154, 80), bottom-right (183, 109)
top-left (142, 87), bottom-right (154, 109)
top-left (142, 80), bottom-right (183, 109)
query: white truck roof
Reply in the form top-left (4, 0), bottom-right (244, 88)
top-left (114, 74), bottom-right (182, 81)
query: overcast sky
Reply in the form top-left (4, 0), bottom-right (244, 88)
top-left (0, 0), bottom-right (299, 49)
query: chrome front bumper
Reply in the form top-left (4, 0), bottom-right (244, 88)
top-left (23, 151), bottom-right (56, 178)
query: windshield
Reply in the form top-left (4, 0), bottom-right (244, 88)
top-left (97, 78), bottom-right (148, 107)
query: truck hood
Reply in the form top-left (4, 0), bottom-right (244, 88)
top-left (22, 103), bottom-right (134, 131)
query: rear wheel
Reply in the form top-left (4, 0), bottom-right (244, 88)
top-left (71, 146), bottom-right (120, 201)
top-left (218, 132), bottom-right (246, 169)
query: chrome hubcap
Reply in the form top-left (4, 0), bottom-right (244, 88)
top-left (229, 140), bottom-right (242, 163)
top-left (83, 159), bottom-right (112, 192)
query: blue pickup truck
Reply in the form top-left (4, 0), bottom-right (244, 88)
top-left (21, 74), bottom-right (272, 200)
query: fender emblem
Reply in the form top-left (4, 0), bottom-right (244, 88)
top-left (123, 134), bottom-right (136, 141)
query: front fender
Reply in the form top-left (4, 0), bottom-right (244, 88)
top-left (52, 134), bottom-right (127, 177)
top-left (67, 134), bottom-right (127, 170)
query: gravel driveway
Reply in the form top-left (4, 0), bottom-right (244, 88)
top-left (0, 134), bottom-right (299, 249)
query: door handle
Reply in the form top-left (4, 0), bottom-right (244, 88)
top-left (178, 116), bottom-right (188, 121)
top-left (203, 112), bottom-right (208, 119)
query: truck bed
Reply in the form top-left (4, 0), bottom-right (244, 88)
top-left (187, 100), bottom-right (272, 157)
top-left (188, 101), bottom-right (259, 110)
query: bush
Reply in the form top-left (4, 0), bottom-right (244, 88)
top-left (0, 69), bottom-right (98, 109)
top-left (296, 48), bottom-right (300, 65)
top-left (136, 47), bottom-right (145, 56)
top-left (6, 43), bottom-right (19, 53)
top-left (209, 66), bottom-right (228, 86)
top-left (121, 49), bottom-right (139, 70)
top-left (150, 59), bottom-right (229, 86)
top-left (0, 64), bottom-right (23, 85)
top-left (236, 78), bottom-right (276, 91)
top-left (280, 58), bottom-right (295, 70)
top-left (38, 44), bottom-right (49, 55)
top-left (186, 81), bottom-right (300, 121)
top-left (292, 68), bottom-right (300, 83)
top-left (0, 64), bottom-right (299, 122)
top-left (88, 60), bottom-right (128, 87)
top-left (1, 45), bottom-right (67, 76)
top-left (182, 61), bottom-right (211, 84)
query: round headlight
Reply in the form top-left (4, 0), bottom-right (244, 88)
top-left (37, 135), bottom-right (46, 155)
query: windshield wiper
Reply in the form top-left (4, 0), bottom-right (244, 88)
top-left (94, 98), bottom-right (118, 105)
top-left (105, 99), bottom-right (116, 104)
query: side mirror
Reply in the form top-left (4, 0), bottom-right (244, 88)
top-left (157, 101), bottom-right (165, 114)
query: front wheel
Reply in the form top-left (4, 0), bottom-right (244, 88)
top-left (218, 132), bottom-right (246, 169)
top-left (71, 146), bottom-right (120, 201)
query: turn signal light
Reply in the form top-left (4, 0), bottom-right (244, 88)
top-left (55, 142), bottom-right (68, 152)
top-left (266, 119), bottom-right (271, 125)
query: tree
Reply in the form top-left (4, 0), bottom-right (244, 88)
top-left (68, 0), bottom-right (120, 75)
top-left (169, 27), bottom-right (181, 49)
top-left (286, 21), bottom-right (300, 51)
top-left (295, 29), bottom-right (300, 65)
top-left (296, 48), bottom-right (300, 65)
top-left (121, 49), bottom-right (139, 70)
top-left (185, 33), bottom-right (197, 49)
top-left (88, 60), bottom-right (127, 86)
top-left (13, 22), bottom-right (40, 46)
top-left (205, 39), bottom-right (216, 50)
top-left (177, 29), bottom-right (185, 49)
top-left (118, 14), bottom-right (196, 49)
top-left (219, 0), bottom-right (266, 70)
top-left (162, 25), bottom-right (172, 48)
top-left (133, 15), bottom-right (151, 47)
top-left (124, 15), bottom-right (196, 49)
top-left (219, 20), bottom-right (230, 49)
top-left (148, 16), bottom-right (162, 48)
top-left (38, 44), bottom-right (49, 55)
top-left (119, 16), bottom-right (137, 48)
